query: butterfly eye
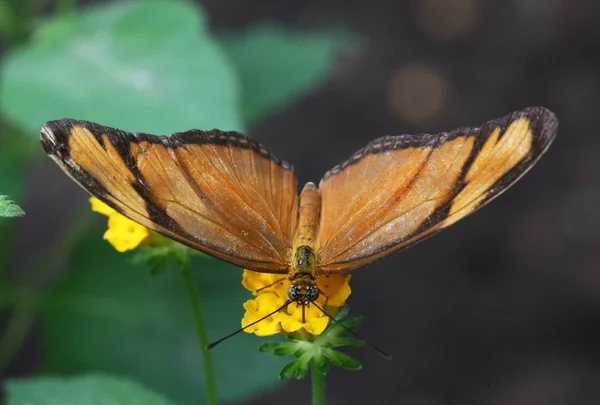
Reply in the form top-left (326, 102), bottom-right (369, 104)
top-left (288, 285), bottom-right (299, 301)
top-left (308, 285), bottom-right (319, 302)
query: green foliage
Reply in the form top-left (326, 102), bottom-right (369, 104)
top-left (0, 1), bottom-right (16, 42)
top-left (6, 374), bottom-right (178, 405)
top-left (0, 133), bottom-right (27, 269)
top-left (322, 348), bottom-right (362, 371)
top-left (0, 129), bottom-right (32, 203)
top-left (221, 25), bottom-right (350, 124)
top-left (279, 353), bottom-right (313, 380)
top-left (258, 309), bottom-right (365, 380)
top-left (40, 232), bottom-right (286, 404)
top-left (0, 134), bottom-right (31, 269)
top-left (0, 0), bottom-right (243, 135)
top-left (131, 233), bottom-right (207, 276)
top-left (313, 354), bottom-right (329, 375)
top-left (0, 195), bottom-right (24, 218)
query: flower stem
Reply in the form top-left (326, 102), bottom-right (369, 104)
top-left (311, 358), bottom-right (326, 405)
top-left (179, 262), bottom-right (219, 405)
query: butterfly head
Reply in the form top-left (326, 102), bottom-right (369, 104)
top-left (288, 276), bottom-right (319, 305)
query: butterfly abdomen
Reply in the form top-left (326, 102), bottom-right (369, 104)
top-left (291, 183), bottom-right (321, 277)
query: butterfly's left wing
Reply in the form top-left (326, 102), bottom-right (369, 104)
top-left (41, 119), bottom-right (298, 273)
top-left (316, 107), bottom-right (557, 273)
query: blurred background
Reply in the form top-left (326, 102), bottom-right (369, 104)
top-left (1, 0), bottom-right (599, 404)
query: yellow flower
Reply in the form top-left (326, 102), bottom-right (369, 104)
top-left (89, 197), bottom-right (150, 252)
top-left (241, 269), bottom-right (352, 336)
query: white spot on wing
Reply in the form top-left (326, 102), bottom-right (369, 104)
top-left (41, 125), bottom-right (57, 144)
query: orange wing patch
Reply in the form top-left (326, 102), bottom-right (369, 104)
top-left (443, 117), bottom-right (532, 227)
top-left (41, 120), bottom-right (298, 273)
top-left (315, 107), bottom-right (557, 273)
top-left (69, 127), bottom-right (148, 216)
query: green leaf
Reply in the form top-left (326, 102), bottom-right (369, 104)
top-left (323, 348), bottom-right (362, 371)
top-left (131, 246), bottom-right (172, 276)
top-left (40, 232), bottom-right (285, 405)
top-left (259, 341), bottom-right (301, 356)
top-left (328, 337), bottom-right (364, 348)
top-left (0, 195), bottom-right (24, 218)
top-left (6, 373), bottom-right (178, 405)
top-left (340, 315), bottom-right (363, 332)
top-left (324, 315), bottom-right (363, 338)
top-left (0, 131), bottom-right (29, 277)
top-left (279, 354), bottom-right (310, 380)
top-left (313, 355), bottom-right (329, 375)
top-left (131, 234), bottom-right (209, 276)
top-left (0, 0), bottom-right (243, 136)
top-left (333, 305), bottom-right (350, 321)
top-left (220, 24), bottom-right (354, 124)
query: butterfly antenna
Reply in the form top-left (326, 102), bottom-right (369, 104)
top-left (312, 302), bottom-right (392, 360)
top-left (206, 300), bottom-right (293, 350)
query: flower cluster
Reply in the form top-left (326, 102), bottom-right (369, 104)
top-left (241, 270), bottom-right (351, 336)
top-left (89, 197), bottom-right (149, 252)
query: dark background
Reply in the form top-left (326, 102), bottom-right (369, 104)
top-left (10, 0), bottom-right (600, 404)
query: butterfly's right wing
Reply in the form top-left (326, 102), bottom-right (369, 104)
top-left (41, 119), bottom-right (298, 273)
top-left (316, 107), bottom-right (557, 273)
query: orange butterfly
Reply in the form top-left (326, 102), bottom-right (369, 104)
top-left (40, 107), bottom-right (557, 309)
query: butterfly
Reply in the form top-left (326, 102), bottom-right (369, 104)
top-left (41, 106), bottom-right (557, 307)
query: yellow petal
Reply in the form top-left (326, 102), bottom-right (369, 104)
top-left (103, 214), bottom-right (149, 252)
top-left (303, 314), bottom-right (330, 335)
top-left (279, 309), bottom-right (305, 333)
top-left (241, 269), bottom-right (289, 298)
top-left (322, 275), bottom-right (352, 307)
top-left (89, 197), bottom-right (116, 216)
top-left (241, 293), bottom-right (283, 336)
top-left (281, 302), bottom-right (329, 334)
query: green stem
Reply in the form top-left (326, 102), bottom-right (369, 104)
top-left (0, 302), bottom-right (37, 367)
top-left (311, 358), bottom-right (326, 405)
top-left (0, 208), bottom-right (94, 369)
top-left (179, 262), bottom-right (219, 405)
